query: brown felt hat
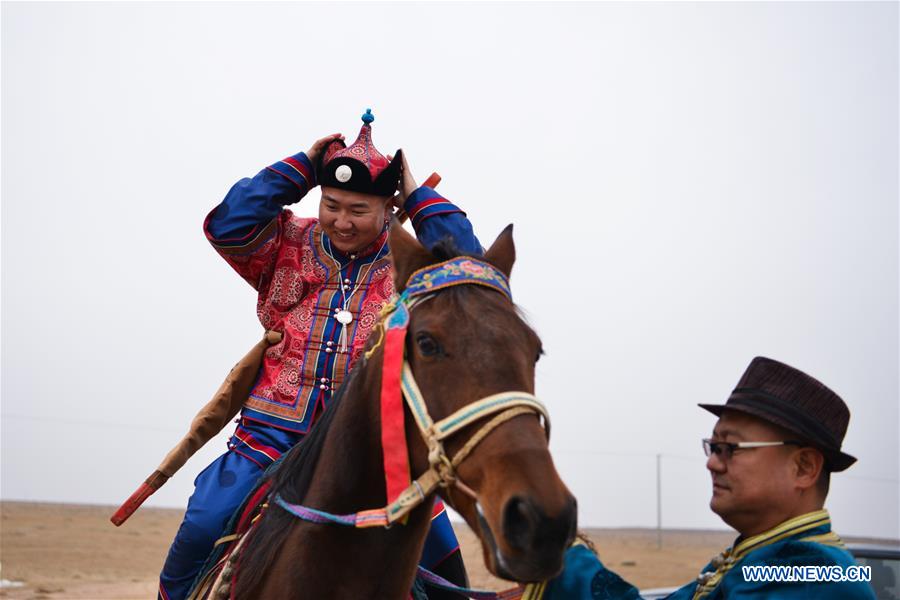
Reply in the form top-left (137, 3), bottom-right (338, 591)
top-left (699, 356), bottom-right (857, 472)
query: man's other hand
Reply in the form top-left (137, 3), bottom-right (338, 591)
top-left (307, 133), bottom-right (344, 164)
top-left (392, 151), bottom-right (418, 211)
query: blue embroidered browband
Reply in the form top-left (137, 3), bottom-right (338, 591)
top-left (403, 257), bottom-right (512, 302)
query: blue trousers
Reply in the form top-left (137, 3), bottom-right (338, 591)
top-left (159, 439), bottom-right (462, 600)
top-left (159, 448), bottom-right (260, 599)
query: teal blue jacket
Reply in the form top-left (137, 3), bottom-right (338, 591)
top-left (543, 510), bottom-right (876, 600)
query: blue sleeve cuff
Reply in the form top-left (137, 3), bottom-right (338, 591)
top-left (264, 151), bottom-right (316, 197)
top-left (403, 186), bottom-right (465, 229)
top-left (543, 544), bottom-right (643, 600)
top-left (207, 151), bottom-right (314, 242)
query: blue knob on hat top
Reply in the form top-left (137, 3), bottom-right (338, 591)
top-left (361, 108), bottom-right (375, 124)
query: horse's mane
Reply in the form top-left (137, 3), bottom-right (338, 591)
top-left (430, 237), bottom-right (470, 261)
top-left (233, 236), bottom-right (498, 594)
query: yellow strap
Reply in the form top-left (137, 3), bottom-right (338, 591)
top-left (385, 469), bottom-right (443, 524)
top-left (212, 533), bottom-right (241, 548)
top-left (733, 509), bottom-right (830, 558)
top-left (401, 362), bottom-right (436, 434)
top-left (521, 581), bottom-right (547, 600)
top-left (799, 531), bottom-right (845, 548)
top-left (451, 407), bottom-right (538, 468)
top-left (434, 392), bottom-right (550, 441)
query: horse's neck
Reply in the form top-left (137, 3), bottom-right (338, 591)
top-left (267, 361), bottom-right (434, 598)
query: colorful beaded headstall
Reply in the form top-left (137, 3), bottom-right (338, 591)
top-left (404, 257), bottom-right (512, 302)
top-left (373, 257), bottom-right (518, 507)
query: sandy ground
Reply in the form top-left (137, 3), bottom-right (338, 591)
top-left (0, 501), bottom-right (877, 599)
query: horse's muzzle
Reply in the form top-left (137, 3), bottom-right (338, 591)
top-left (494, 493), bottom-right (578, 581)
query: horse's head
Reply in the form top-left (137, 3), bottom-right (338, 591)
top-left (387, 223), bottom-right (577, 582)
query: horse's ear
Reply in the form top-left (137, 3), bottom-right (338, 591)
top-left (483, 224), bottom-right (516, 278)
top-left (388, 221), bottom-right (434, 292)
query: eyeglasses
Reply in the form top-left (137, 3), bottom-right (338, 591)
top-left (702, 438), bottom-right (803, 460)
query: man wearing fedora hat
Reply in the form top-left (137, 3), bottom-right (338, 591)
top-left (540, 356), bottom-right (875, 599)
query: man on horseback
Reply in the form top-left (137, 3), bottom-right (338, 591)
top-left (158, 110), bottom-right (477, 600)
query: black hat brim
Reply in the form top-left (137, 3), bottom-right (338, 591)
top-left (319, 150), bottom-right (402, 197)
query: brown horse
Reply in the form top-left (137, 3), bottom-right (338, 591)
top-left (216, 224), bottom-right (577, 599)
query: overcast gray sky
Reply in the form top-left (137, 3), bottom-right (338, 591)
top-left (2, 2), bottom-right (898, 541)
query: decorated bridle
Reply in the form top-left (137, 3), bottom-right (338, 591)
top-left (274, 256), bottom-right (551, 528)
top-left (199, 257), bottom-right (553, 600)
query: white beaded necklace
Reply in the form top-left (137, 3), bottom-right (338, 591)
top-left (322, 231), bottom-right (389, 353)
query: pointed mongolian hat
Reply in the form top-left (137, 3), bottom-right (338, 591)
top-left (318, 109), bottom-right (402, 197)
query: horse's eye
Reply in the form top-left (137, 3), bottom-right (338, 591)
top-left (415, 333), bottom-right (442, 357)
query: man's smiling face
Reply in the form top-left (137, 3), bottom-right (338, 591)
top-left (318, 186), bottom-right (391, 254)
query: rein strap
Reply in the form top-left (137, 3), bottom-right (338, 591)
top-left (381, 363), bottom-right (548, 524)
top-left (401, 363), bottom-right (550, 443)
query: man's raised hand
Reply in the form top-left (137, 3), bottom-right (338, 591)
top-left (386, 152), bottom-right (414, 213)
top-left (307, 133), bottom-right (344, 164)
top-left (398, 151), bottom-right (418, 205)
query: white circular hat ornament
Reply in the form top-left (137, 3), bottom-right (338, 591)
top-left (335, 165), bottom-right (353, 183)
